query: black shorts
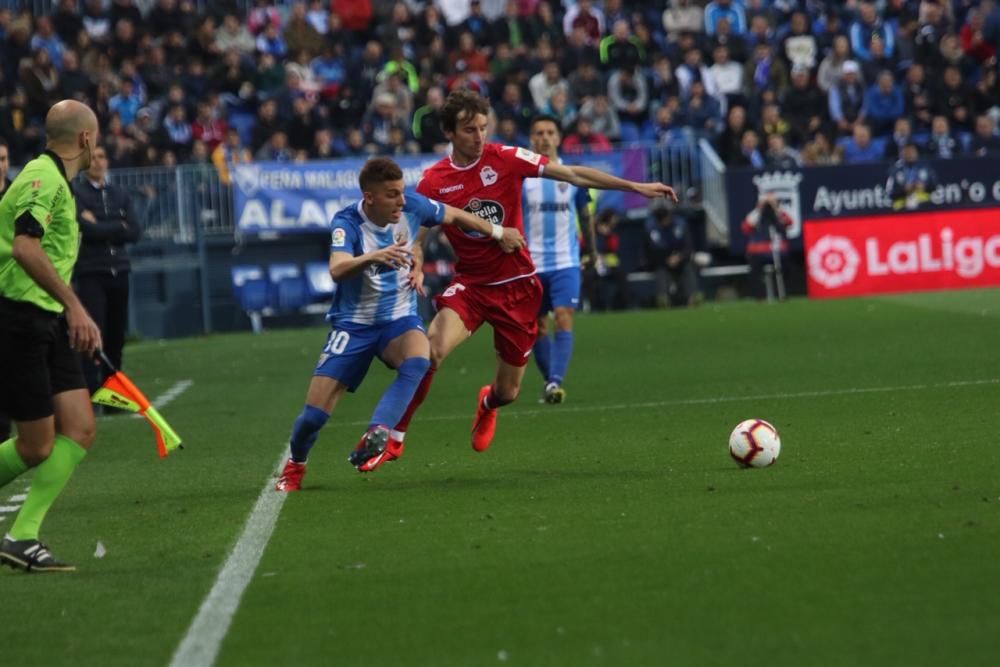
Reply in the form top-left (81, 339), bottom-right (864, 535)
top-left (0, 297), bottom-right (87, 422)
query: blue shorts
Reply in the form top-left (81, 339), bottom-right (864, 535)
top-left (314, 316), bottom-right (425, 392)
top-left (537, 267), bottom-right (582, 315)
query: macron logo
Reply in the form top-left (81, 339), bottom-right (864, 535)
top-left (439, 184), bottom-right (464, 194)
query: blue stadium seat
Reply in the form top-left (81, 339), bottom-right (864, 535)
top-left (231, 265), bottom-right (268, 332)
top-left (275, 276), bottom-right (309, 311)
top-left (268, 263), bottom-right (308, 312)
top-left (240, 278), bottom-right (269, 312)
top-left (304, 261), bottom-right (335, 301)
top-left (231, 264), bottom-right (264, 300)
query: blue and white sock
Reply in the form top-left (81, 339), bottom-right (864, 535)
top-left (289, 405), bottom-right (330, 463)
top-left (370, 357), bottom-right (431, 429)
top-left (550, 330), bottom-right (574, 385)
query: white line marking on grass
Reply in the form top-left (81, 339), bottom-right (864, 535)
top-left (0, 505), bottom-right (21, 512)
top-left (153, 379), bottom-right (194, 409)
top-left (168, 451), bottom-right (288, 667)
top-left (341, 377), bottom-right (1000, 427)
top-left (8, 494), bottom-right (26, 502)
top-left (130, 380), bottom-right (193, 420)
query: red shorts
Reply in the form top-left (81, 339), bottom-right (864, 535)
top-left (435, 275), bottom-right (543, 367)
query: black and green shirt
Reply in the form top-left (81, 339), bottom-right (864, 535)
top-left (0, 151), bottom-right (78, 313)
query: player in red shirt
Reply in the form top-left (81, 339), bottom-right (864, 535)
top-left (357, 89), bottom-right (677, 471)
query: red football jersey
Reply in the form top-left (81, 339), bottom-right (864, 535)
top-left (417, 143), bottom-right (549, 285)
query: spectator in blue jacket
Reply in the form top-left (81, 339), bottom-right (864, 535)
top-left (841, 124), bottom-right (884, 164)
top-left (705, 0), bottom-right (747, 37)
top-left (865, 70), bottom-right (904, 137)
top-left (850, 2), bottom-right (896, 61)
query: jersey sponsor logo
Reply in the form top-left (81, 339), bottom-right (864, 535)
top-left (463, 198), bottom-right (505, 237)
top-left (514, 147), bottom-right (542, 166)
top-left (480, 165), bottom-right (498, 187)
top-left (528, 202), bottom-right (571, 213)
top-left (332, 227), bottom-right (346, 247)
top-left (438, 184), bottom-right (464, 194)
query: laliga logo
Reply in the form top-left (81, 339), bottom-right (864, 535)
top-left (232, 165), bottom-right (261, 195)
top-left (808, 235), bottom-right (861, 288)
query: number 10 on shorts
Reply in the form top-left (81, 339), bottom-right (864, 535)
top-left (324, 330), bottom-right (350, 355)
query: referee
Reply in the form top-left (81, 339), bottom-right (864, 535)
top-left (0, 100), bottom-right (103, 573)
top-left (0, 138), bottom-right (10, 442)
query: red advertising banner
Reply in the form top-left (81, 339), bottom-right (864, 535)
top-left (805, 209), bottom-right (1000, 298)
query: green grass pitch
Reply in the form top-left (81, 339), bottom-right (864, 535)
top-left (2, 289), bottom-right (999, 666)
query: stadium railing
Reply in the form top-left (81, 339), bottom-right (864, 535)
top-left (107, 142), bottom-right (704, 337)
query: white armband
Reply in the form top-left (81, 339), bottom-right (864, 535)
top-left (490, 224), bottom-right (504, 241)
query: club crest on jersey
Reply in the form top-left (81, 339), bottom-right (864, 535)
top-left (394, 230), bottom-right (408, 244)
top-left (463, 198), bottom-right (505, 237)
top-left (480, 165), bottom-right (498, 187)
top-left (558, 182), bottom-right (569, 193)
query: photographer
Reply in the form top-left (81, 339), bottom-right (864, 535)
top-left (742, 193), bottom-right (793, 300)
top-left (886, 142), bottom-right (937, 211)
top-left (72, 146), bottom-right (142, 395)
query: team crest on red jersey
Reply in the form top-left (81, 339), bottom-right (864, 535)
top-left (479, 165), bottom-right (498, 187)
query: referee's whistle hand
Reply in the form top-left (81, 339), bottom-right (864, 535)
top-left (67, 303), bottom-right (103, 354)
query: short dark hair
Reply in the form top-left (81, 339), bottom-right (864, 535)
top-left (440, 89), bottom-right (490, 133)
top-left (359, 156), bottom-right (403, 191)
top-left (530, 114), bottom-right (561, 132)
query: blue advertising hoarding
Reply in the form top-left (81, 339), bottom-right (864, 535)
top-left (232, 148), bottom-right (649, 235)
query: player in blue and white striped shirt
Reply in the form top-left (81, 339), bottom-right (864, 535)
top-left (276, 158), bottom-right (525, 490)
top-left (522, 115), bottom-right (594, 404)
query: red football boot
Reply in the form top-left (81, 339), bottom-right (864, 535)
top-left (275, 459), bottom-right (306, 491)
top-left (349, 425), bottom-right (391, 471)
top-left (471, 385), bottom-right (498, 452)
top-left (356, 436), bottom-right (405, 473)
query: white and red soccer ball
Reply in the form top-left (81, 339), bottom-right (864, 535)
top-left (729, 419), bottom-right (781, 468)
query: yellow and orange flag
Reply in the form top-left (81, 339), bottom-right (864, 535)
top-left (92, 371), bottom-right (183, 458)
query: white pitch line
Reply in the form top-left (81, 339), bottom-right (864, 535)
top-left (130, 379), bottom-right (193, 420)
top-left (340, 377), bottom-right (1000, 427)
top-left (153, 379), bottom-right (194, 409)
top-left (168, 451), bottom-right (288, 667)
top-left (167, 375), bottom-right (999, 665)
top-left (0, 505), bottom-right (21, 512)
top-left (8, 494), bottom-right (26, 502)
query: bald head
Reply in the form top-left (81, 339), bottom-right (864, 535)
top-left (45, 99), bottom-right (98, 147)
top-left (45, 99), bottom-right (100, 176)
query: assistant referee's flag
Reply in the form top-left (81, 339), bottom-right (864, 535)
top-left (91, 352), bottom-right (183, 458)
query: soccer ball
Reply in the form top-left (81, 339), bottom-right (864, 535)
top-left (729, 419), bottom-right (781, 468)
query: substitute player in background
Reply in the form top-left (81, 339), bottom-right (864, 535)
top-left (275, 158), bottom-right (524, 490)
top-left (0, 100), bottom-right (103, 572)
top-left (523, 114), bottom-right (596, 405)
top-left (370, 90), bottom-right (676, 466)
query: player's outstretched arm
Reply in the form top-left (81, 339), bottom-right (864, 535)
top-left (329, 241), bottom-right (411, 282)
top-left (542, 162), bottom-right (679, 201)
top-left (442, 204), bottom-right (526, 253)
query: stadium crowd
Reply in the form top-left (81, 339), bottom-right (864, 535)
top-left (2, 0), bottom-right (998, 175)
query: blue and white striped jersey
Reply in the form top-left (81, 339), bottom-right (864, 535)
top-left (326, 192), bottom-right (445, 326)
top-left (522, 169), bottom-right (591, 273)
